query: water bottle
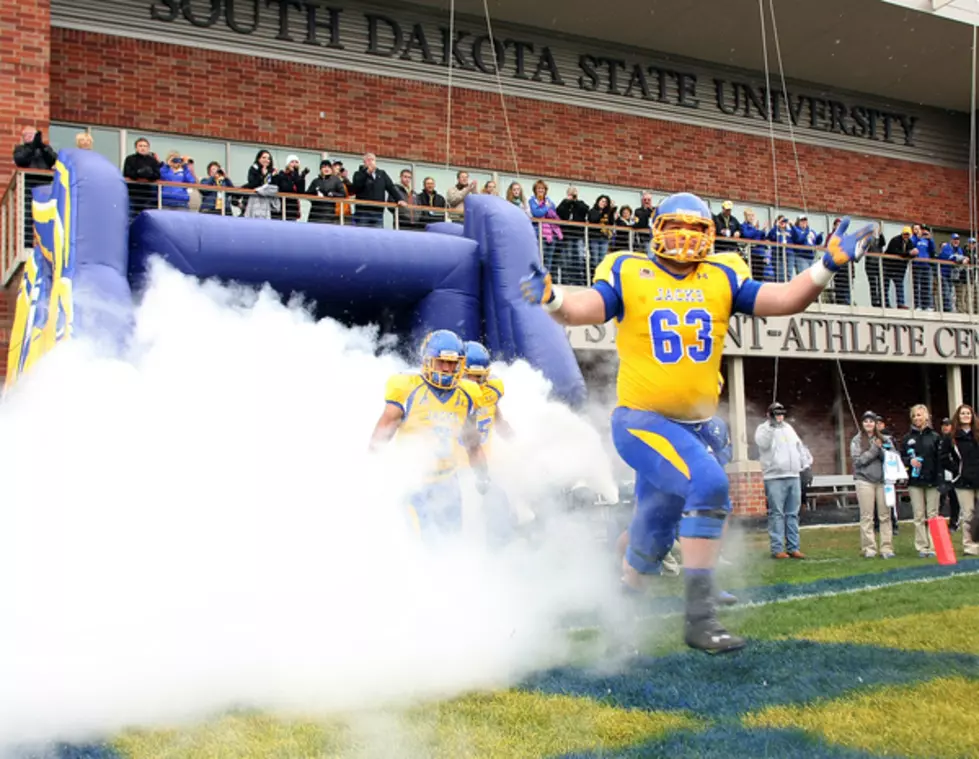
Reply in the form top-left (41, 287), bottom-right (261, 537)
top-left (884, 481), bottom-right (896, 508)
top-left (909, 447), bottom-right (920, 479)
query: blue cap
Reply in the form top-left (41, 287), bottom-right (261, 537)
top-left (970, 238), bottom-right (977, 244)
top-left (951, 233), bottom-right (960, 240)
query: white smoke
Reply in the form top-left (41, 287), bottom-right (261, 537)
top-left (0, 261), bottom-right (622, 748)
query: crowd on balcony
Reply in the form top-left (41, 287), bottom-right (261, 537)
top-left (10, 128), bottom-right (979, 314)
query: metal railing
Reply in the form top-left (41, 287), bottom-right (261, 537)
top-left (3, 169), bottom-right (978, 319)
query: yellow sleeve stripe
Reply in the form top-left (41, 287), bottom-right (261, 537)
top-left (627, 428), bottom-right (691, 480)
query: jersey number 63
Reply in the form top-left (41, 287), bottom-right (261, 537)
top-left (648, 307), bottom-right (714, 364)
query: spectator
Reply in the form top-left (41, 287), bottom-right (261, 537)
top-left (939, 416), bottom-right (960, 532)
top-left (614, 204), bottom-right (636, 249)
top-left (482, 180), bottom-right (497, 195)
top-left (75, 132), bottom-right (93, 150)
top-left (911, 224), bottom-right (936, 310)
top-left (790, 215), bottom-right (823, 277)
top-left (415, 176), bottom-right (447, 225)
top-left (852, 410), bottom-right (894, 558)
top-left (946, 404), bottom-right (979, 555)
top-left (352, 152), bottom-right (404, 228)
top-left (713, 200), bottom-right (741, 252)
top-left (331, 160), bottom-right (354, 222)
top-left (505, 181), bottom-right (529, 216)
top-left (275, 155), bottom-right (308, 221)
top-left (755, 401), bottom-right (812, 560)
top-left (964, 237), bottom-right (978, 314)
top-left (199, 161), bottom-right (235, 215)
top-left (446, 170), bottom-right (478, 212)
top-left (556, 186), bottom-right (589, 285)
top-left (586, 194), bottom-right (615, 279)
top-left (529, 179), bottom-right (562, 276)
top-left (307, 160), bottom-right (346, 224)
top-left (900, 403), bottom-right (943, 557)
top-left (122, 137), bottom-right (161, 216)
top-left (739, 209), bottom-right (769, 280)
top-left (391, 168), bottom-right (418, 230)
top-left (873, 414), bottom-right (901, 535)
top-left (883, 226), bottom-right (916, 308)
top-left (158, 151), bottom-right (196, 210)
top-left (243, 149), bottom-right (279, 219)
top-left (767, 215), bottom-right (794, 282)
top-left (937, 234), bottom-right (966, 312)
top-left (864, 223), bottom-right (887, 307)
top-left (633, 191), bottom-right (655, 249)
top-left (13, 126), bottom-right (57, 169)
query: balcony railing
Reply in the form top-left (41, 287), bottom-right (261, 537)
top-left (2, 169), bottom-right (978, 321)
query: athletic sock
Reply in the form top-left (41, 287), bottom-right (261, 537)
top-left (684, 568), bottom-right (715, 623)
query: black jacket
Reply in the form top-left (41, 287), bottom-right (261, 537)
top-left (14, 133), bottom-right (57, 170)
top-left (946, 429), bottom-right (979, 489)
top-left (885, 235), bottom-right (917, 270)
top-left (275, 168), bottom-right (307, 221)
top-left (307, 174), bottom-right (346, 223)
top-left (900, 425), bottom-right (943, 487)
top-left (414, 190), bottom-right (447, 225)
top-left (351, 166), bottom-right (399, 217)
top-left (556, 197), bottom-right (589, 239)
top-left (123, 152), bottom-right (161, 182)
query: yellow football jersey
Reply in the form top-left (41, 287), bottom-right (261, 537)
top-left (472, 377), bottom-right (505, 447)
top-left (593, 250), bottom-right (760, 421)
top-left (385, 372), bottom-right (482, 478)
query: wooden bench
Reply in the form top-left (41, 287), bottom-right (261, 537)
top-left (805, 474), bottom-right (856, 510)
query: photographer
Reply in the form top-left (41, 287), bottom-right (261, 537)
top-left (851, 410), bottom-right (893, 558)
top-left (755, 402), bottom-right (812, 559)
top-left (199, 161), bottom-right (235, 215)
top-left (275, 154), bottom-right (309, 222)
top-left (158, 151), bottom-right (196, 210)
top-left (13, 126), bottom-right (57, 170)
top-left (900, 404), bottom-right (943, 557)
top-left (351, 152), bottom-right (404, 228)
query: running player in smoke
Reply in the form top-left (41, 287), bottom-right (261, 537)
top-left (521, 192), bottom-right (873, 653)
top-left (370, 330), bottom-right (490, 539)
top-left (462, 341), bottom-right (519, 544)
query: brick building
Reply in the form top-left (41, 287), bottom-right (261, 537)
top-left (2, 0), bottom-right (978, 515)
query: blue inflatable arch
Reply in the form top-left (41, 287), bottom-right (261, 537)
top-left (7, 150), bottom-right (586, 405)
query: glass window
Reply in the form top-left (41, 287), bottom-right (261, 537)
top-left (91, 127), bottom-right (120, 167)
top-left (49, 124), bottom-right (86, 153)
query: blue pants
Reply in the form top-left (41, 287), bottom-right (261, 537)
top-left (612, 408), bottom-right (731, 575)
top-left (765, 476), bottom-right (801, 554)
top-left (408, 476), bottom-right (462, 540)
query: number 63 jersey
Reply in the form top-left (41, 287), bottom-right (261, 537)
top-left (592, 251), bottom-right (762, 422)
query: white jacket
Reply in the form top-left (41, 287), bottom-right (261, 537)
top-left (755, 420), bottom-right (813, 480)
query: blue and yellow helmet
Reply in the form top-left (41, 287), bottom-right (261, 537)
top-left (420, 329), bottom-right (465, 389)
top-left (651, 192), bottom-right (716, 263)
top-left (464, 341), bottom-right (491, 384)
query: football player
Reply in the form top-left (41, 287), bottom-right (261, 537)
top-left (521, 192), bottom-right (873, 652)
top-left (370, 329), bottom-right (490, 539)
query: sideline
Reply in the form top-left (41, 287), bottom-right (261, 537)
top-left (566, 562), bottom-right (979, 631)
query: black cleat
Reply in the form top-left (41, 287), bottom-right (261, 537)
top-left (684, 616), bottom-right (746, 654)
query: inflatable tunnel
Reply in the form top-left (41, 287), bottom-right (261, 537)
top-left (5, 149), bottom-right (586, 405)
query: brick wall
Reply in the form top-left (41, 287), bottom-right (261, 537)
top-left (1, 0), bottom-right (51, 176)
top-left (50, 28), bottom-right (974, 228)
top-left (729, 469), bottom-right (766, 518)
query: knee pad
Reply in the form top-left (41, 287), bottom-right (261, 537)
top-left (626, 543), bottom-right (671, 575)
top-left (678, 507), bottom-right (729, 540)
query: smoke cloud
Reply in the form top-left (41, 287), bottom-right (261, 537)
top-left (0, 261), bottom-right (623, 748)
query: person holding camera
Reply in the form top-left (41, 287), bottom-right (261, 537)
top-left (276, 154), bottom-right (309, 221)
top-left (199, 161), bottom-right (235, 215)
top-left (352, 152), bottom-right (404, 228)
top-left (158, 150), bottom-right (196, 210)
top-left (852, 410), bottom-right (894, 558)
top-left (756, 402), bottom-right (812, 559)
top-left (900, 404), bottom-right (943, 557)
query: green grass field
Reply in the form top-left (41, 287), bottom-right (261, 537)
top-left (67, 524), bottom-right (979, 759)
